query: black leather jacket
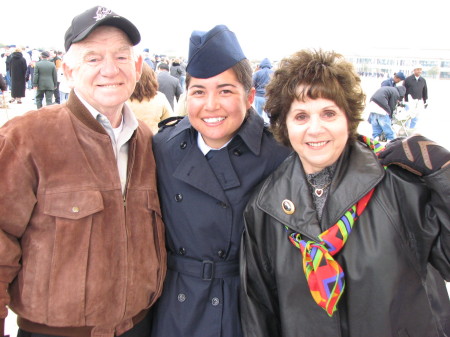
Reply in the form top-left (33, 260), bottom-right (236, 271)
top-left (240, 140), bottom-right (450, 337)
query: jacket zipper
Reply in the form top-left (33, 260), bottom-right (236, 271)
top-left (120, 135), bottom-right (136, 321)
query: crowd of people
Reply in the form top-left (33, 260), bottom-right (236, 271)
top-left (0, 5), bottom-right (449, 337)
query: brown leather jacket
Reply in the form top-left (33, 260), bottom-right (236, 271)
top-left (0, 93), bottom-right (166, 337)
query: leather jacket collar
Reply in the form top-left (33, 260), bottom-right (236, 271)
top-left (255, 140), bottom-right (385, 240)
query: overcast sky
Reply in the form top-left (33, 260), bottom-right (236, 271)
top-left (3, 0), bottom-right (447, 60)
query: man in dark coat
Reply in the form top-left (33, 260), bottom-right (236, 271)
top-left (9, 49), bottom-right (27, 104)
top-left (403, 65), bottom-right (428, 129)
top-left (33, 51), bottom-right (57, 109)
top-left (367, 85), bottom-right (406, 141)
top-left (150, 25), bottom-right (291, 337)
top-left (157, 62), bottom-right (182, 110)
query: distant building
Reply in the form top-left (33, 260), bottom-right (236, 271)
top-left (344, 48), bottom-right (450, 80)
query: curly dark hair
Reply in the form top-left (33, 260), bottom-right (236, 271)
top-left (266, 49), bottom-right (366, 148)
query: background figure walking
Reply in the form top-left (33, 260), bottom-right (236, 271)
top-left (9, 48), bottom-right (27, 104)
top-left (157, 62), bottom-right (182, 110)
top-left (252, 58), bottom-right (273, 121)
top-left (33, 51), bottom-right (57, 109)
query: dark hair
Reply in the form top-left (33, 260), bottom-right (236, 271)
top-left (158, 62), bottom-right (169, 71)
top-left (266, 49), bottom-right (365, 147)
top-left (185, 58), bottom-right (253, 93)
top-left (130, 62), bottom-right (158, 102)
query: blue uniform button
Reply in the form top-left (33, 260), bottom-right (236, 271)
top-left (180, 141), bottom-right (187, 149)
top-left (178, 293), bottom-right (186, 302)
top-left (217, 250), bottom-right (225, 259)
top-left (211, 297), bottom-right (220, 306)
top-left (175, 193), bottom-right (183, 202)
top-left (217, 201), bottom-right (228, 208)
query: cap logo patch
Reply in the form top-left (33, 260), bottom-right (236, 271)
top-left (94, 7), bottom-right (113, 21)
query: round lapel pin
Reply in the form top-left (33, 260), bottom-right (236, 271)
top-left (282, 199), bottom-right (295, 215)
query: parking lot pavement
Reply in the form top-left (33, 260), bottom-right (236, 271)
top-left (1, 89), bottom-right (43, 127)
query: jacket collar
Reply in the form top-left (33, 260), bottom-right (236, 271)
top-left (166, 108), bottom-right (265, 156)
top-left (66, 90), bottom-right (108, 135)
top-left (256, 140), bottom-right (385, 239)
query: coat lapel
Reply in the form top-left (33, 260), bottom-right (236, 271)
top-left (256, 141), bottom-right (385, 240)
top-left (257, 154), bottom-right (323, 239)
top-left (172, 138), bottom-right (229, 203)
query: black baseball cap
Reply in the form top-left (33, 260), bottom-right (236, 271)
top-left (64, 6), bottom-right (141, 51)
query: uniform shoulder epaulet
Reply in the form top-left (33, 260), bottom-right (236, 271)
top-left (158, 116), bottom-right (184, 132)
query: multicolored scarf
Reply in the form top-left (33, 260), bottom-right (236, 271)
top-left (287, 136), bottom-right (384, 316)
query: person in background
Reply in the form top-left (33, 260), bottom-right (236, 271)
top-left (404, 65), bottom-right (428, 130)
top-left (57, 63), bottom-right (70, 103)
top-left (381, 71), bottom-right (405, 87)
top-left (25, 60), bottom-right (35, 90)
top-left (0, 73), bottom-right (6, 92)
top-left (252, 57), bottom-right (273, 121)
top-left (9, 48), bottom-right (27, 104)
top-left (128, 62), bottom-right (173, 134)
top-left (150, 24), bottom-right (291, 337)
top-left (33, 51), bottom-right (57, 108)
top-left (50, 50), bottom-right (62, 104)
top-left (143, 48), bottom-right (155, 70)
top-left (240, 49), bottom-right (450, 337)
top-left (367, 85), bottom-right (406, 141)
top-left (0, 6), bottom-right (166, 337)
top-left (4, 47), bottom-right (12, 91)
top-left (170, 58), bottom-right (183, 85)
top-left (157, 62), bottom-right (182, 110)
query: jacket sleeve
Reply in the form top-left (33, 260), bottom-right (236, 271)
top-left (423, 80), bottom-right (428, 103)
top-left (32, 65), bottom-right (39, 87)
top-left (422, 164), bottom-right (450, 280)
top-left (0, 134), bottom-right (37, 319)
top-left (240, 198), bottom-right (280, 337)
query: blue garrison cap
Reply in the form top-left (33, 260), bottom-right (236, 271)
top-left (186, 25), bottom-right (246, 78)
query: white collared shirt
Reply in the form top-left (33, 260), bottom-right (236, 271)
top-left (197, 132), bottom-right (232, 156)
top-left (75, 90), bottom-right (139, 194)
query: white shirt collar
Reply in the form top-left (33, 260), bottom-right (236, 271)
top-left (74, 89), bottom-right (139, 134)
top-left (197, 132), bottom-right (232, 156)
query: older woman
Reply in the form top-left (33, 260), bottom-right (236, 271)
top-left (240, 49), bottom-right (450, 337)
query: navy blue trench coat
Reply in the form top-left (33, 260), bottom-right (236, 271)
top-left (150, 110), bottom-right (291, 337)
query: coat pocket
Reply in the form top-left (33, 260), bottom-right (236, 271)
top-left (43, 190), bottom-right (104, 325)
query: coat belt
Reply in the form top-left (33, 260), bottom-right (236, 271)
top-left (167, 254), bottom-right (239, 280)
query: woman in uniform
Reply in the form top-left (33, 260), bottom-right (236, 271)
top-left (150, 25), bottom-right (291, 337)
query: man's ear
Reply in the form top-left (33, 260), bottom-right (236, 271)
top-left (62, 62), bottom-right (75, 89)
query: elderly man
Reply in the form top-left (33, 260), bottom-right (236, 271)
top-left (0, 6), bottom-right (166, 337)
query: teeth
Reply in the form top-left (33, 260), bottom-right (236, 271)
top-left (308, 141), bottom-right (327, 147)
top-left (203, 117), bottom-right (225, 123)
top-left (101, 84), bottom-right (120, 88)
